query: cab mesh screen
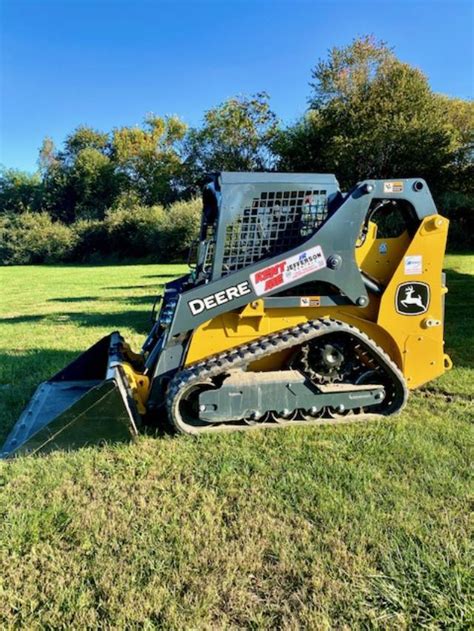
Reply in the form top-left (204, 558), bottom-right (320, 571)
top-left (221, 189), bottom-right (328, 275)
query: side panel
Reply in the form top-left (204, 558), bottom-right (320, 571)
top-left (376, 214), bottom-right (451, 388)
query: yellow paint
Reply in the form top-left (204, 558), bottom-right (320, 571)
top-left (376, 215), bottom-right (451, 388)
top-left (355, 221), bottom-right (411, 285)
top-left (120, 363), bottom-right (150, 415)
top-left (185, 214), bottom-right (451, 390)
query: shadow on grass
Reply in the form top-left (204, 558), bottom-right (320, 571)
top-left (47, 294), bottom-right (158, 307)
top-left (2, 310), bottom-right (152, 335)
top-left (48, 296), bottom-right (99, 303)
top-left (102, 284), bottom-right (162, 290)
top-left (141, 273), bottom-right (182, 279)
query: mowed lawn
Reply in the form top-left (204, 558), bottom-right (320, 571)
top-left (0, 256), bottom-right (472, 629)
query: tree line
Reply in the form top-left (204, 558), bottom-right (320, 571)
top-left (1, 37), bottom-right (472, 264)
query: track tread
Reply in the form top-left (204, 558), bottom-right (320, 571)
top-left (166, 318), bottom-right (408, 434)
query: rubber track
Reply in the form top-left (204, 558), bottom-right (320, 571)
top-left (166, 318), bottom-right (408, 434)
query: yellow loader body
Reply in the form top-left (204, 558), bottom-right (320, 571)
top-left (185, 214), bottom-right (451, 390)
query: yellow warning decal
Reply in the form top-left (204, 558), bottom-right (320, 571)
top-left (383, 181), bottom-right (404, 193)
top-left (300, 296), bottom-right (321, 307)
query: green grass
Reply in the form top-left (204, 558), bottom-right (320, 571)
top-left (0, 256), bottom-right (472, 629)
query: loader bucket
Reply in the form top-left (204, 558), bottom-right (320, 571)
top-left (1, 333), bottom-right (141, 459)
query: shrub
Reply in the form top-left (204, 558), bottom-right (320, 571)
top-left (0, 212), bottom-right (76, 264)
top-left (0, 197), bottom-right (202, 265)
top-left (155, 197), bottom-right (201, 261)
top-left (104, 204), bottom-right (167, 258)
top-left (72, 219), bottom-right (110, 261)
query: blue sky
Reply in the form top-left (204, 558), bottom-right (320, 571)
top-left (1, 0), bottom-right (473, 173)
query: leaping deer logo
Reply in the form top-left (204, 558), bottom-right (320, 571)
top-left (400, 285), bottom-right (426, 310)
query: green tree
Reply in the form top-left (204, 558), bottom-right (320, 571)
top-left (184, 93), bottom-right (278, 185)
top-left (38, 129), bottom-right (119, 222)
top-left (112, 115), bottom-right (187, 205)
top-left (63, 125), bottom-right (109, 160)
top-left (36, 118), bottom-right (187, 222)
top-left (437, 95), bottom-right (474, 193)
top-left (275, 37), bottom-right (455, 190)
top-left (0, 168), bottom-right (42, 214)
top-left (69, 147), bottom-right (118, 219)
top-left (38, 137), bottom-right (58, 174)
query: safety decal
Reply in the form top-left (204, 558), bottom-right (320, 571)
top-left (383, 181), bottom-right (404, 193)
top-left (188, 281), bottom-right (252, 315)
top-left (250, 246), bottom-right (326, 297)
top-left (395, 282), bottom-right (430, 315)
top-left (300, 296), bottom-right (321, 307)
top-left (404, 254), bottom-right (423, 275)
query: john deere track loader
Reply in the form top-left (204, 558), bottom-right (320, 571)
top-left (1, 172), bottom-right (452, 457)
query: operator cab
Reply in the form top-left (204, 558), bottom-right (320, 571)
top-left (194, 171), bottom-right (340, 283)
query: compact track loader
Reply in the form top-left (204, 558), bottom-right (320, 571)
top-left (1, 172), bottom-right (452, 457)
